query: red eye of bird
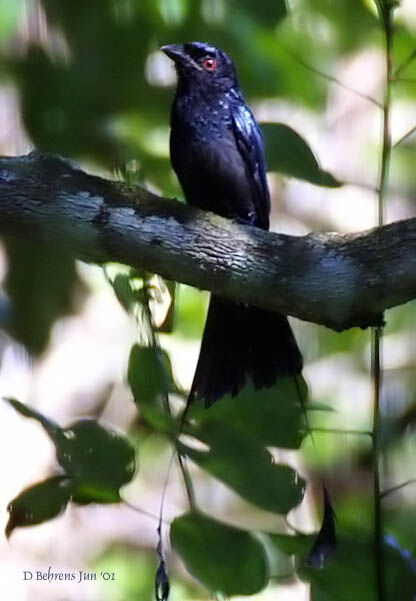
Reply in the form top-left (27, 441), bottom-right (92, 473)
top-left (203, 57), bottom-right (217, 71)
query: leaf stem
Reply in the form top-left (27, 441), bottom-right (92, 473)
top-left (378, 18), bottom-right (393, 226)
top-left (372, 326), bottom-right (385, 601)
top-left (176, 448), bottom-right (196, 510)
top-left (372, 3), bottom-right (396, 599)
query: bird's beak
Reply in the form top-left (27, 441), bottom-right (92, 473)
top-left (161, 44), bottom-right (186, 64)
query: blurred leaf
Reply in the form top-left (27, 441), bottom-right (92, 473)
top-left (307, 402), bottom-right (336, 412)
top-left (180, 420), bottom-right (305, 513)
top-left (128, 344), bottom-right (177, 433)
top-left (233, 0), bottom-right (287, 26)
top-left (175, 285), bottom-right (208, 339)
top-left (385, 505), bottom-right (416, 559)
top-left (0, 0), bottom-right (23, 39)
top-left (171, 512), bottom-right (268, 595)
top-left (306, 487), bottom-right (337, 568)
top-left (7, 399), bottom-right (138, 504)
top-left (252, 19), bottom-right (328, 106)
top-left (190, 377), bottom-right (307, 449)
top-left (262, 123), bottom-right (341, 187)
top-left (7, 7), bottom-right (163, 166)
top-left (128, 344), bottom-right (169, 404)
top-left (303, 534), bottom-right (416, 601)
top-left (6, 476), bottom-right (72, 538)
top-left (94, 548), bottom-right (161, 601)
top-left (301, 0), bottom-right (380, 54)
top-left (113, 272), bottom-right (137, 313)
top-left (4, 239), bottom-right (81, 355)
top-left (272, 528), bottom-right (416, 601)
top-left (269, 532), bottom-right (313, 556)
top-left (313, 322), bottom-right (371, 358)
top-left (393, 29), bottom-right (416, 98)
top-left (55, 420), bottom-right (136, 503)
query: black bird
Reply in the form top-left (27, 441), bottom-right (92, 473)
top-left (162, 41), bottom-right (303, 407)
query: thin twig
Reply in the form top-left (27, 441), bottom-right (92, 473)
top-left (176, 449), bottom-right (196, 510)
top-left (393, 124), bottom-right (416, 148)
top-left (122, 499), bottom-right (170, 524)
top-left (295, 376), bottom-right (316, 450)
top-left (142, 277), bottom-right (171, 414)
top-left (394, 48), bottom-right (416, 79)
top-left (380, 478), bottom-right (416, 499)
top-left (288, 50), bottom-right (383, 109)
top-left (371, 3), bottom-right (396, 599)
top-left (310, 427), bottom-right (372, 437)
top-left (341, 179), bottom-right (380, 193)
top-left (107, 270), bottom-right (196, 510)
top-left (372, 326), bottom-right (385, 601)
top-left (142, 276), bottom-right (196, 512)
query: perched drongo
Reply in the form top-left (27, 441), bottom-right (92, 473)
top-left (162, 41), bottom-right (303, 407)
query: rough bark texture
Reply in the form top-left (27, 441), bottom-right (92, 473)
top-left (0, 151), bottom-right (415, 331)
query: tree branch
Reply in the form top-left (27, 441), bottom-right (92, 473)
top-left (0, 151), bottom-right (415, 331)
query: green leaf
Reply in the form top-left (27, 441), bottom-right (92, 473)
top-left (180, 420), bottom-right (305, 514)
top-left (304, 534), bottom-right (416, 601)
top-left (271, 530), bottom-right (416, 601)
top-left (268, 532), bottom-right (314, 556)
top-left (128, 344), bottom-right (168, 404)
top-left (374, 0), bottom-right (396, 26)
top-left (171, 512), bottom-right (268, 595)
top-left (261, 123), bottom-right (341, 187)
top-left (112, 273), bottom-right (137, 313)
top-left (5, 399), bottom-right (136, 503)
top-left (4, 240), bottom-right (82, 354)
top-left (232, 0), bottom-right (287, 27)
top-left (4, 397), bottom-right (62, 439)
top-left (307, 402), bottom-right (336, 412)
top-left (6, 476), bottom-right (72, 537)
top-left (55, 420), bottom-right (136, 503)
top-left (190, 377), bottom-right (307, 449)
top-left (127, 344), bottom-right (176, 433)
top-left (0, 0), bottom-right (24, 41)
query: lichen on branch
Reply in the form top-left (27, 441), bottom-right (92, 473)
top-left (0, 151), bottom-right (415, 331)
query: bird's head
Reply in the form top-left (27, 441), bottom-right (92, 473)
top-left (161, 41), bottom-right (238, 93)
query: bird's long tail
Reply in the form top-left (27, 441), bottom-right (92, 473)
top-left (189, 295), bottom-right (303, 407)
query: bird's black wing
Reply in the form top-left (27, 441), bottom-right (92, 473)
top-left (231, 100), bottom-right (270, 230)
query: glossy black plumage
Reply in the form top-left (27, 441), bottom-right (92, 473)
top-left (162, 41), bottom-right (303, 406)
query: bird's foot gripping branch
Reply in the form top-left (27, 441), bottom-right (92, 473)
top-left (0, 151), bottom-right (415, 332)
